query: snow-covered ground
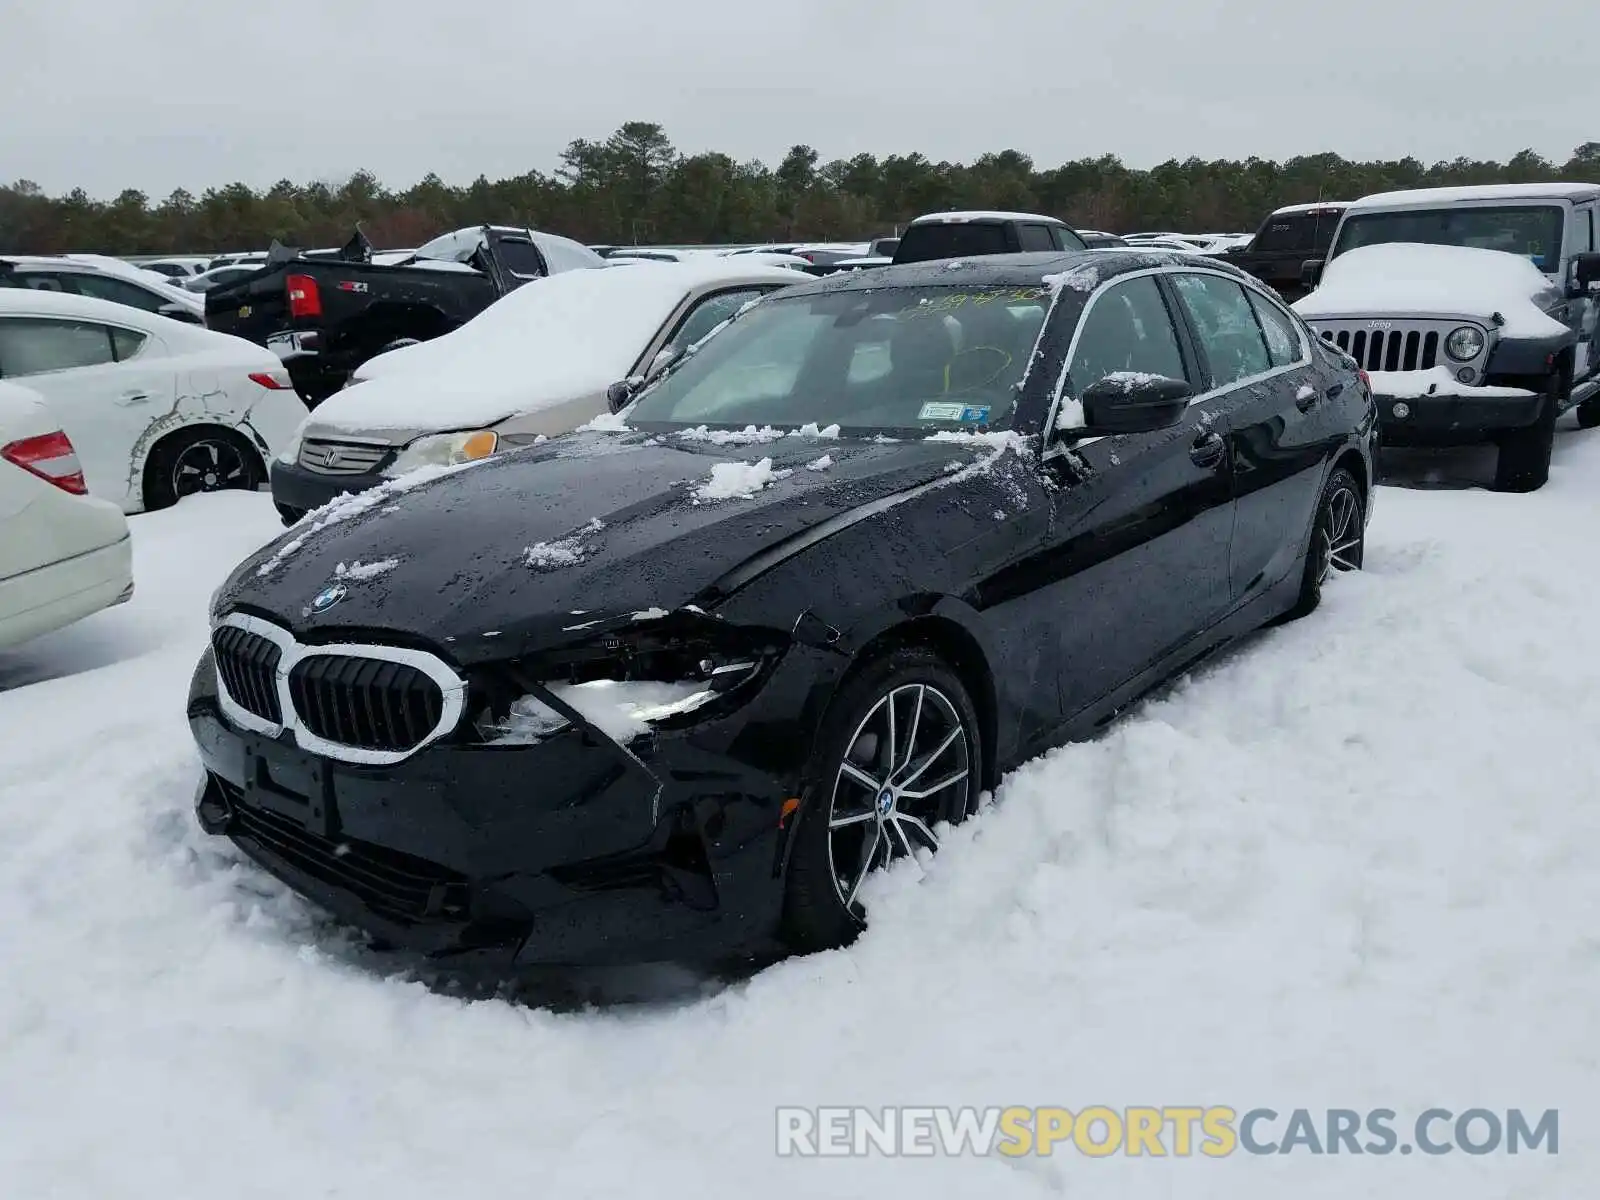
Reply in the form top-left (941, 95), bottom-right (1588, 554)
top-left (3, 427), bottom-right (1599, 1198)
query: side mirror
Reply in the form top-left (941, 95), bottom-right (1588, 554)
top-left (1078, 374), bottom-right (1191, 435)
top-left (1571, 252), bottom-right (1600, 290)
top-left (605, 379), bottom-right (637, 412)
top-left (1300, 259), bottom-right (1325, 289)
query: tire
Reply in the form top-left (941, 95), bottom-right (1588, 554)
top-left (782, 646), bottom-right (982, 952)
top-left (1577, 394), bottom-right (1600, 430)
top-left (1493, 378), bottom-right (1558, 492)
top-left (1281, 466), bottom-right (1365, 623)
top-left (275, 503), bottom-right (306, 527)
top-left (141, 427), bottom-right (265, 511)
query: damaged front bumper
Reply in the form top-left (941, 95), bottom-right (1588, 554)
top-left (187, 635), bottom-right (831, 970)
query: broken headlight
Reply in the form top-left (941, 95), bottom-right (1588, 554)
top-left (470, 613), bottom-right (784, 746)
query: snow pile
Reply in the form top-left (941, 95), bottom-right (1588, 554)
top-left (1368, 366), bottom-right (1536, 400)
top-left (10, 443), bottom-right (1600, 1196)
top-left (576, 411), bottom-right (630, 433)
top-left (789, 422), bottom-right (841, 439)
top-left (1295, 243), bottom-right (1570, 338)
top-left (692, 457), bottom-right (792, 501)
top-left (256, 463), bottom-right (474, 576)
top-left (332, 558), bottom-right (399, 582)
top-left (670, 425), bottom-right (786, 445)
top-left (1098, 370), bottom-right (1166, 391)
top-left (523, 518), bottom-right (604, 570)
top-left (1043, 266), bottom-right (1099, 293)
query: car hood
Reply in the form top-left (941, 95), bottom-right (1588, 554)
top-left (1294, 243), bottom-right (1569, 339)
top-left (217, 430), bottom-right (990, 661)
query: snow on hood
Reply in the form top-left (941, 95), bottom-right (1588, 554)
top-left (1294, 243), bottom-right (1568, 338)
top-left (311, 261), bottom-right (798, 436)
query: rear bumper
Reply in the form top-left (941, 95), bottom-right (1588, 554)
top-left (268, 458), bottom-right (385, 522)
top-left (0, 534), bottom-right (133, 650)
top-left (1375, 387), bottom-right (1543, 444)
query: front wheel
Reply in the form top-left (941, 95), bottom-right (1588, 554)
top-left (1494, 379), bottom-right (1558, 492)
top-left (141, 428), bottom-right (264, 511)
top-left (782, 648), bottom-right (982, 952)
top-left (1281, 466), bottom-right (1365, 623)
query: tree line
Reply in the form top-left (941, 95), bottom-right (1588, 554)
top-left (4, 123), bottom-right (1600, 255)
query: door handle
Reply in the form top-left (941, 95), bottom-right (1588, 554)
top-left (1189, 430), bottom-right (1226, 469)
top-left (117, 390), bottom-right (151, 405)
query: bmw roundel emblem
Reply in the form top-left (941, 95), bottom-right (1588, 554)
top-left (876, 788), bottom-right (895, 817)
top-left (310, 583), bottom-right (347, 613)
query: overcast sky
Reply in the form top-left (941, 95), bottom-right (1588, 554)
top-left (6, 0), bottom-right (1595, 198)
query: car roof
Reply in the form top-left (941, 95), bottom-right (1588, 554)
top-left (765, 249), bottom-right (1254, 295)
top-left (0, 285), bottom-right (167, 325)
top-left (906, 210), bottom-right (1068, 227)
top-left (1348, 182), bottom-right (1600, 210)
top-left (1267, 202), bottom-right (1350, 215)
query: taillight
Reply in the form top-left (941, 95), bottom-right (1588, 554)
top-left (285, 273), bottom-right (322, 319)
top-left (2, 430), bottom-right (88, 494)
top-left (247, 370), bottom-right (293, 390)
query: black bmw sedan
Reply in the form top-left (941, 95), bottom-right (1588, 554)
top-left (189, 250), bottom-right (1375, 971)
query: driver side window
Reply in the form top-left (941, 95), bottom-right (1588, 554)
top-left (1065, 275), bottom-right (1187, 407)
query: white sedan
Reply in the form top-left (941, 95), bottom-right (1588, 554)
top-left (269, 258), bottom-right (803, 522)
top-left (0, 382), bottom-right (133, 651)
top-left (0, 289), bottom-right (309, 511)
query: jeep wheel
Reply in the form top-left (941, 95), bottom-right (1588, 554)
top-left (1493, 379), bottom-right (1558, 493)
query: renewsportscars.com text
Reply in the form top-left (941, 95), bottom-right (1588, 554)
top-left (775, 1106), bottom-right (1559, 1158)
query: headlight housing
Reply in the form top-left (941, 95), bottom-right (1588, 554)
top-left (1445, 326), bottom-right (1485, 361)
top-left (382, 429), bottom-right (499, 477)
top-left (470, 613), bottom-right (784, 746)
top-left (276, 417), bottom-right (310, 465)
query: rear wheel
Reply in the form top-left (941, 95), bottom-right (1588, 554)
top-left (782, 648), bottom-right (981, 952)
top-left (1281, 466), bottom-right (1364, 622)
top-left (141, 427), bottom-right (264, 511)
top-left (1493, 376), bottom-right (1559, 492)
top-left (1577, 393), bottom-right (1600, 429)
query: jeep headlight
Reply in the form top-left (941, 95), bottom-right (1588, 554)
top-left (382, 429), bottom-right (498, 477)
top-left (1445, 326), bottom-right (1485, 361)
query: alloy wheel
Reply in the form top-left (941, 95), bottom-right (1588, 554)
top-left (1316, 484), bottom-right (1362, 586)
top-left (825, 682), bottom-right (971, 916)
top-left (172, 439), bottom-right (250, 498)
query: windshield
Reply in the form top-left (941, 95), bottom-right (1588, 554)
top-left (1330, 205), bottom-right (1565, 270)
top-left (625, 284), bottom-right (1052, 435)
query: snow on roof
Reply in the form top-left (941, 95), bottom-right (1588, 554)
top-left (908, 210), bottom-right (1064, 226)
top-left (1267, 201), bottom-right (1350, 215)
top-left (1294, 243), bottom-right (1569, 338)
top-left (316, 259), bottom-right (802, 434)
top-left (6, 253), bottom-right (204, 311)
top-left (1348, 183), bottom-right (1600, 211)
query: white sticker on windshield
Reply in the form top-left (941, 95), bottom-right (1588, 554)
top-left (918, 402), bottom-right (966, 421)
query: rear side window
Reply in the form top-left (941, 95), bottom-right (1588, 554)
top-left (1066, 275), bottom-right (1187, 402)
top-left (66, 273), bottom-right (166, 312)
top-left (894, 223), bottom-right (1010, 264)
top-left (1052, 226), bottom-right (1087, 251)
top-left (1018, 224), bottom-right (1056, 252)
top-left (1245, 289), bottom-right (1304, 368)
top-left (1171, 273), bottom-right (1272, 387)
top-left (110, 327), bottom-right (149, 360)
top-left (495, 240), bottom-right (549, 279)
top-left (0, 317), bottom-right (117, 377)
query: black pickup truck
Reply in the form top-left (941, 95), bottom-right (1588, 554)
top-left (1216, 203), bottom-right (1348, 302)
top-left (891, 211), bottom-right (1087, 264)
top-left (203, 225), bottom-right (606, 403)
